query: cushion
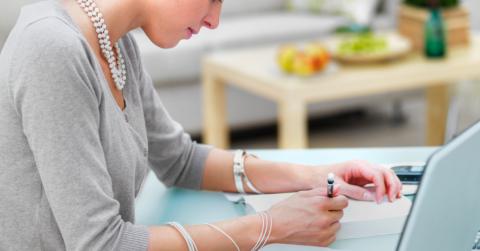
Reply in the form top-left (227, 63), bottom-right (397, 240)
top-left (132, 30), bottom-right (209, 85)
top-left (134, 13), bottom-right (348, 85)
top-left (288, 0), bottom-right (380, 25)
top-left (204, 13), bottom-right (348, 49)
top-left (221, 0), bottom-right (288, 17)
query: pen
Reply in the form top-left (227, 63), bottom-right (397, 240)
top-left (327, 173), bottom-right (335, 198)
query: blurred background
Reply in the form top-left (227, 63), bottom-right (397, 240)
top-left (2, 0), bottom-right (479, 149)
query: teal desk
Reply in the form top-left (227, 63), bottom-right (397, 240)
top-left (135, 147), bottom-right (437, 250)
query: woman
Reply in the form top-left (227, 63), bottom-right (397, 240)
top-left (0, 0), bottom-right (402, 250)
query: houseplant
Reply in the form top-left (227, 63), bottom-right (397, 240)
top-left (404, 0), bottom-right (459, 9)
top-left (398, 0), bottom-right (470, 50)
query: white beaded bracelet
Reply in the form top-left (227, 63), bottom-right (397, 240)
top-left (233, 150), bottom-right (263, 194)
top-left (167, 222), bottom-right (198, 251)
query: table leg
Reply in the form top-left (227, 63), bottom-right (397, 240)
top-left (426, 84), bottom-right (450, 146)
top-left (203, 71), bottom-right (229, 149)
top-left (278, 99), bottom-right (308, 149)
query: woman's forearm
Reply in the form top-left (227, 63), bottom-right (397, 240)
top-left (147, 214), bottom-right (265, 251)
top-left (201, 149), bottom-right (319, 193)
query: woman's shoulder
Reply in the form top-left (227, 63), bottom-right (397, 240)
top-left (8, 17), bottom-right (96, 87)
top-left (5, 2), bottom-right (93, 75)
top-left (6, 2), bottom-right (99, 86)
top-left (6, 13), bottom-right (102, 105)
top-left (10, 1), bottom-right (84, 54)
top-left (15, 18), bottom-right (87, 62)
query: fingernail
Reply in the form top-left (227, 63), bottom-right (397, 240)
top-left (363, 192), bottom-right (375, 201)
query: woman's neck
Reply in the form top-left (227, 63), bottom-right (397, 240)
top-left (62, 0), bottom-right (145, 55)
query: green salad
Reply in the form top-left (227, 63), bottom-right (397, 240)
top-left (337, 33), bottom-right (388, 55)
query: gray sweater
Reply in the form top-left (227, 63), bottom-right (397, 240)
top-left (0, 1), bottom-right (211, 250)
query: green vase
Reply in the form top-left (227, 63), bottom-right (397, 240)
top-left (424, 8), bottom-right (447, 58)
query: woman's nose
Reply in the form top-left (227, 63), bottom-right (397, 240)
top-left (203, 20), bottom-right (218, 30)
top-left (203, 11), bottom-right (220, 30)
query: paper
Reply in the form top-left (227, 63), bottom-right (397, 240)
top-left (237, 193), bottom-right (411, 240)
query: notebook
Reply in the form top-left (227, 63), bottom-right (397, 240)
top-left (231, 192), bottom-right (411, 240)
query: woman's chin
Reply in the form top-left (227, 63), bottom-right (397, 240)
top-left (163, 41), bottom-right (181, 49)
top-left (149, 38), bottom-right (180, 49)
top-left (142, 31), bottom-right (181, 49)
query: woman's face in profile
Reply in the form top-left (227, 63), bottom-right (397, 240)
top-left (142, 0), bottom-right (222, 48)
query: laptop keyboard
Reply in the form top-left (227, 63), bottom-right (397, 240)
top-left (473, 230), bottom-right (480, 250)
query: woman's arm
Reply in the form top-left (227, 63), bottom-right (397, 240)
top-left (201, 149), bottom-right (314, 193)
top-left (147, 187), bottom-right (348, 250)
top-left (201, 149), bottom-right (402, 203)
top-left (148, 214), bottom-right (260, 251)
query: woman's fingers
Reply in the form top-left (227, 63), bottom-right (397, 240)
top-left (357, 165), bottom-right (386, 203)
top-left (394, 169), bottom-right (403, 198)
top-left (308, 184), bottom-right (341, 197)
top-left (321, 222), bottom-right (340, 246)
top-left (321, 195), bottom-right (348, 211)
top-left (349, 161), bottom-right (404, 203)
top-left (269, 189), bottom-right (347, 246)
top-left (382, 169), bottom-right (396, 202)
top-left (381, 166), bottom-right (403, 201)
top-left (339, 183), bottom-right (376, 201)
top-left (326, 209), bottom-right (344, 223)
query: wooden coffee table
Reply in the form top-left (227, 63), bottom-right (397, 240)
top-left (202, 35), bottom-right (480, 149)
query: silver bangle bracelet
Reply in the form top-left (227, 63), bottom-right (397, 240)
top-left (251, 211), bottom-right (273, 251)
top-left (233, 150), bottom-right (263, 194)
top-left (242, 153), bottom-right (263, 194)
top-left (167, 222), bottom-right (198, 251)
top-left (233, 150), bottom-right (246, 194)
top-left (205, 223), bottom-right (241, 251)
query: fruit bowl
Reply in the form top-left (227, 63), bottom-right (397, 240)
top-left (325, 32), bottom-right (412, 64)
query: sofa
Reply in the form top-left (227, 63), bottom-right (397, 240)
top-left (2, 0), bottom-right (476, 136)
top-left (131, 0), bottom-right (403, 135)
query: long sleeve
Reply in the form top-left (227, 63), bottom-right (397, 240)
top-left (9, 20), bottom-right (149, 251)
top-left (138, 66), bottom-right (212, 189)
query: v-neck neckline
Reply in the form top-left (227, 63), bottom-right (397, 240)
top-left (51, 0), bottom-right (129, 115)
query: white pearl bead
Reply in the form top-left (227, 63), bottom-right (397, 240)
top-left (77, 0), bottom-right (126, 90)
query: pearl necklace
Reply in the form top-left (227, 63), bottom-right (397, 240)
top-left (76, 0), bottom-right (127, 90)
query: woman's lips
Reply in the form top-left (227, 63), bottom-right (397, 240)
top-left (186, 27), bottom-right (197, 39)
top-left (189, 27), bottom-right (198, 34)
top-left (186, 29), bottom-right (192, 39)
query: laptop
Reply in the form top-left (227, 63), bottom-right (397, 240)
top-left (397, 120), bottom-right (480, 251)
top-left (264, 121), bottom-right (480, 251)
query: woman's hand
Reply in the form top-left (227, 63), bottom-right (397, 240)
top-left (318, 160), bottom-right (403, 203)
top-left (267, 186), bottom-right (348, 247)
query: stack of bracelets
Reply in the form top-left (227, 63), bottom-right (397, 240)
top-left (166, 150), bottom-right (271, 250)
